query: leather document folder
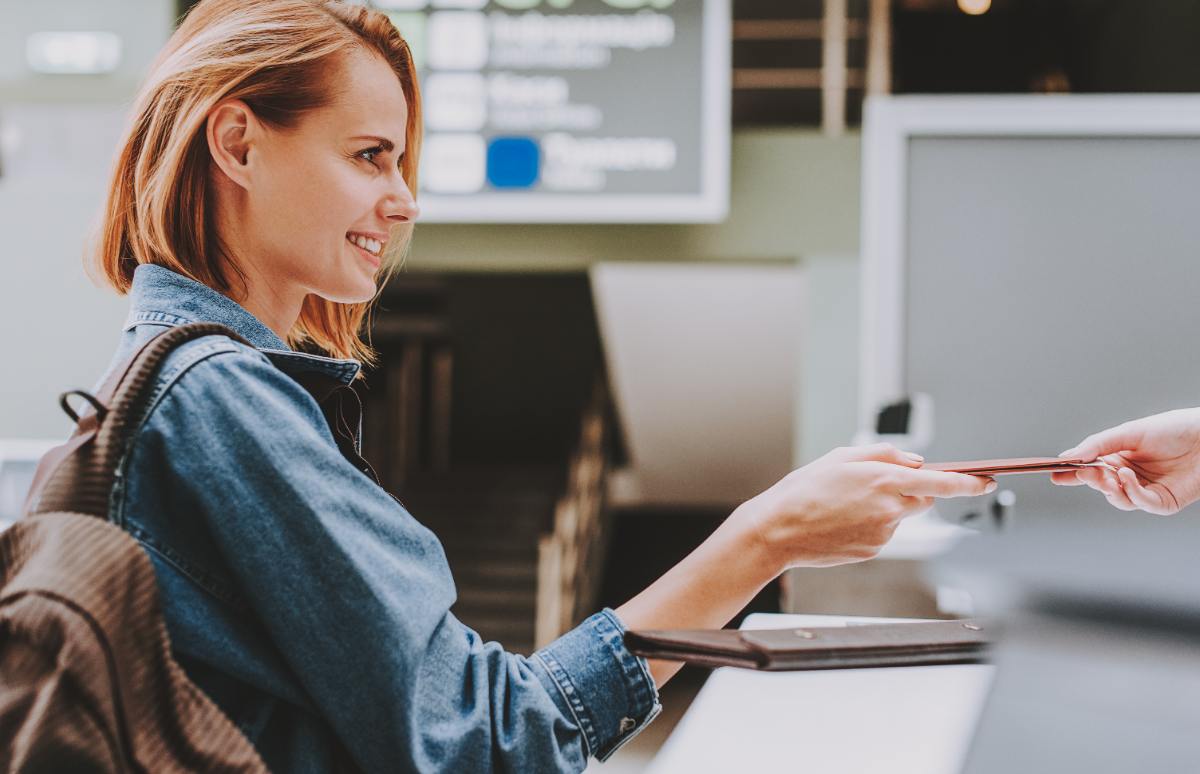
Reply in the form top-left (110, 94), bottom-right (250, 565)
top-left (624, 619), bottom-right (991, 671)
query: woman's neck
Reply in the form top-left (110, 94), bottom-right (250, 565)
top-left (212, 190), bottom-right (305, 346)
top-left (225, 259), bottom-right (305, 346)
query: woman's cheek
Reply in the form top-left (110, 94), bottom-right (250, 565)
top-left (341, 172), bottom-right (381, 216)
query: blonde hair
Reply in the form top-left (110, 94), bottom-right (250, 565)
top-left (92, 0), bottom-right (422, 364)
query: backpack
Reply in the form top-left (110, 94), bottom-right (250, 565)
top-left (0, 322), bottom-right (269, 772)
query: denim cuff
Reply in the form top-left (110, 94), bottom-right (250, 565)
top-left (534, 608), bottom-right (662, 762)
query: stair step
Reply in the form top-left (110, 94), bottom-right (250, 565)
top-left (421, 519), bottom-right (548, 539)
top-left (412, 506), bottom-right (551, 530)
top-left (450, 559), bottom-right (538, 585)
top-left (405, 465), bottom-right (565, 491)
top-left (439, 539), bottom-right (539, 559)
top-left (453, 586), bottom-right (537, 610)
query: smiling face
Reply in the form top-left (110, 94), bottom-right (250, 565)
top-left (222, 49), bottom-right (418, 310)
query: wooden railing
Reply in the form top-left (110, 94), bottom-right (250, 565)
top-left (535, 382), bottom-right (612, 649)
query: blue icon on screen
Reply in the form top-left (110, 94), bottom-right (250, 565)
top-left (486, 137), bottom-right (540, 189)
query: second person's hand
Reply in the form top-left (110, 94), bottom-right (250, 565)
top-left (1052, 408), bottom-right (1200, 515)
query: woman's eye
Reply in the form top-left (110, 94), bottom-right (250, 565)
top-left (356, 147), bottom-right (382, 165)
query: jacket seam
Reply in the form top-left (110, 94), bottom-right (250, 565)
top-left (139, 339), bottom-right (266, 424)
top-left (125, 310), bottom-right (192, 330)
top-left (589, 609), bottom-right (662, 760)
top-left (594, 609), bottom-right (658, 721)
top-left (127, 524), bottom-right (247, 609)
top-left (532, 650), bottom-right (596, 760)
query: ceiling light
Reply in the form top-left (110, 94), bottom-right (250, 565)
top-left (26, 32), bottom-right (122, 75)
top-left (957, 0), bottom-right (992, 15)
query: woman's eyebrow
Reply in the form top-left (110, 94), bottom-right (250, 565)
top-left (350, 135), bottom-right (395, 152)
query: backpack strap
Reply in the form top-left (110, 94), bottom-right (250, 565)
top-left (22, 323), bottom-right (252, 518)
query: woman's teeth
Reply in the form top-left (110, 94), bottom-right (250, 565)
top-left (347, 233), bottom-right (383, 256)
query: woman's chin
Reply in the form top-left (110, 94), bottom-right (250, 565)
top-left (314, 277), bottom-right (379, 305)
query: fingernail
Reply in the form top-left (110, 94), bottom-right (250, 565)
top-left (905, 452), bottom-right (924, 462)
top-left (985, 481), bottom-right (998, 494)
top-left (1058, 448), bottom-right (1078, 458)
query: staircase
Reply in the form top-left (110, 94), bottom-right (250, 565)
top-left (402, 466), bottom-right (562, 655)
top-left (362, 273), bottom-right (615, 654)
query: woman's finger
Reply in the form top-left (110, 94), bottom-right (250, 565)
top-left (1074, 465), bottom-right (1125, 497)
top-left (896, 469), bottom-right (995, 498)
top-left (1117, 466), bottom-right (1174, 515)
top-left (1105, 490), bottom-right (1138, 511)
top-left (1050, 470), bottom-right (1086, 486)
top-left (1099, 453), bottom-right (1129, 470)
top-left (838, 443), bottom-right (924, 467)
top-left (1101, 471), bottom-right (1137, 510)
top-left (1100, 466), bottom-right (1127, 496)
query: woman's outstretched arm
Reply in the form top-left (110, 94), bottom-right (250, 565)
top-left (616, 444), bottom-right (994, 687)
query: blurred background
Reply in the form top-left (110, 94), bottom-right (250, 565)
top-left (3, 1), bottom-right (1200, 771)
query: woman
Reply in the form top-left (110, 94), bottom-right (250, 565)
top-left (89, 1), bottom-right (993, 771)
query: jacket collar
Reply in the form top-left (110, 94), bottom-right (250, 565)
top-left (123, 264), bottom-right (361, 388)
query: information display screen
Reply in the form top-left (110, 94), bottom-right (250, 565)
top-left (375, 0), bottom-right (730, 223)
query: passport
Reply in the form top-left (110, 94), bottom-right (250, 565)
top-left (923, 457), bottom-right (1109, 476)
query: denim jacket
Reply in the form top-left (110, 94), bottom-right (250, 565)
top-left (94, 264), bottom-right (660, 773)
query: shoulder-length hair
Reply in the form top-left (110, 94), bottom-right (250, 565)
top-left (92, 0), bottom-right (421, 364)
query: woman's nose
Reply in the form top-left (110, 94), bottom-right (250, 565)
top-left (385, 178), bottom-right (420, 223)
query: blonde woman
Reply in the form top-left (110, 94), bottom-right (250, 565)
top-left (89, 1), bottom-right (994, 771)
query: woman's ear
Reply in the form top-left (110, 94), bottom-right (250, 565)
top-left (206, 99), bottom-right (257, 190)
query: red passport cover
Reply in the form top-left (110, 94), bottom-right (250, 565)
top-left (923, 456), bottom-right (1093, 476)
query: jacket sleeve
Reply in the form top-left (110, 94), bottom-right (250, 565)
top-left (142, 345), bottom-right (660, 772)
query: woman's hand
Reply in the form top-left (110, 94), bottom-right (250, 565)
top-left (1052, 408), bottom-right (1200, 515)
top-left (615, 442), bottom-right (993, 688)
top-left (734, 443), bottom-right (996, 571)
